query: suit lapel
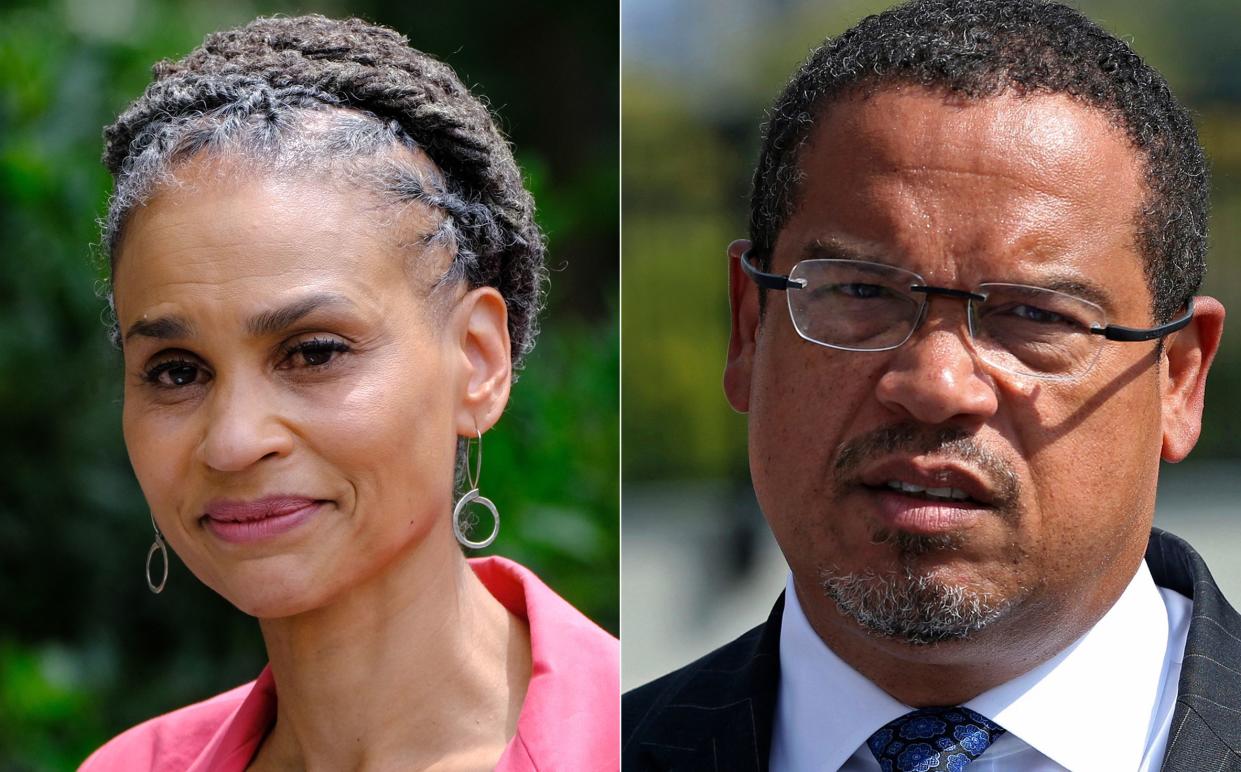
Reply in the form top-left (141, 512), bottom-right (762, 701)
top-left (630, 529), bottom-right (1241, 771)
top-left (632, 595), bottom-right (784, 772)
top-left (1147, 529), bottom-right (1241, 770)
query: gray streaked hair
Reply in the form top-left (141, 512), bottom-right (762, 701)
top-left (102, 14), bottom-right (546, 365)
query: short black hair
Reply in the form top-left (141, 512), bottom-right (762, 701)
top-left (751, 0), bottom-right (1208, 323)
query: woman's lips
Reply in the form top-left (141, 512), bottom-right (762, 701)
top-left (202, 496), bottom-right (324, 544)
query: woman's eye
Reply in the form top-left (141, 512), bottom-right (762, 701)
top-left (145, 360), bottom-right (207, 388)
top-left (281, 338), bottom-right (351, 368)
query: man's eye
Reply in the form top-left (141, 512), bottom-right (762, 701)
top-left (145, 360), bottom-right (206, 388)
top-left (281, 338), bottom-right (351, 368)
top-left (1008, 304), bottom-right (1069, 325)
top-left (831, 282), bottom-right (889, 299)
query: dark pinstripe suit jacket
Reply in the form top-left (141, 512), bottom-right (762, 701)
top-left (623, 529), bottom-right (1241, 771)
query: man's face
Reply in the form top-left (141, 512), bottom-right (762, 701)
top-left (725, 88), bottom-right (1212, 652)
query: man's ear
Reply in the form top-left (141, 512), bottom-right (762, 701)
top-left (723, 239), bottom-right (760, 413)
top-left (453, 286), bottom-right (512, 436)
top-left (1161, 296), bottom-right (1225, 462)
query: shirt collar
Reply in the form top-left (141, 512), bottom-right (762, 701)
top-left (773, 560), bottom-right (1172, 772)
top-left (186, 667), bottom-right (276, 772)
top-left (471, 555), bottom-right (619, 769)
top-left (186, 556), bottom-right (615, 771)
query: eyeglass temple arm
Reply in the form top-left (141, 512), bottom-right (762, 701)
top-left (739, 249), bottom-right (804, 290)
top-left (1092, 299), bottom-right (1195, 342)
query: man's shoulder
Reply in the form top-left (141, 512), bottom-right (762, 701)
top-left (623, 595), bottom-right (784, 769)
top-left (624, 619), bottom-right (768, 721)
top-left (79, 678), bottom-right (257, 771)
top-left (1145, 527), bottom-right (1241, 632)
top-left (1145, 529), bottom-right (1241, 770)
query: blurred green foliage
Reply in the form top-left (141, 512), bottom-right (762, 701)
top-left (623, 0), bottom-right (1241, 483)
top-left (0, 0), bottom-right (616, 767)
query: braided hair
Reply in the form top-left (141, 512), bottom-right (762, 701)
top-left (102, 14), bottom-right (546, 365)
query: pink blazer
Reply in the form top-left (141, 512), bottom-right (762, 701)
top-left (80, 557), bottom-right (619, 771)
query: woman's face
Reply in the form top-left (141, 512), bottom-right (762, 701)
top-left (114, 161), bottom-right (508, 618)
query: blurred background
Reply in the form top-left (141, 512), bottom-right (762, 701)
top-left (0, 0), bottom-right (616, 767)
top-left (623, 0), bottom-right (1241, 689)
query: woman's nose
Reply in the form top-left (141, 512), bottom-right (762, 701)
top-left (196, 376), bottom-right (294, 472)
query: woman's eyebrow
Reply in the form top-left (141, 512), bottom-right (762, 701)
top-left (123, 292), bottom-right (359, 343)
top-left (245, 292), bottom-right (358, 337)
top-left (124, 315), bottom-right (193, 343)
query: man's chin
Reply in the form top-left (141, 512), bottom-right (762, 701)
top-left (869, 526), bottom-right (965, 556)
top-left (817, 564), bottom-right (1014, 646)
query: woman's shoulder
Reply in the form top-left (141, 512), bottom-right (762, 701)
top-left (470, 555), bottom-right (618, 655)
top-left (79, 677), bottom-right (260, 772)
top-left (472, 556), bottom-right (618, 771)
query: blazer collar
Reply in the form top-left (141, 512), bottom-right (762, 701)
top-left (633, 595), bottom-right (785, 772)
top-left (1146, 528), bottom-right (1241, 767)
top-left (634, 529), bottom-right (1241, 772)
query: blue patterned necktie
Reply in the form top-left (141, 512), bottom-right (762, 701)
top-left (866, 706), bottom-right (1006, 772)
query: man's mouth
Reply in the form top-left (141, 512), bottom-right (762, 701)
top-left (833, 424), bottom-right (1021, 514)
top-left (849, 460), bottom-right (1013, 536)
top-left (879, 480), bottom-right (973, 503)
top-left (856, 460), bottom-right (999, 509)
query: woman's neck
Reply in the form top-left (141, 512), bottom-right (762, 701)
top-left (249, 531), bottom-right (532, 771)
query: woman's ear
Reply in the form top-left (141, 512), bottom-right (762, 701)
top-left (452, 286), bottom-right (512, 435)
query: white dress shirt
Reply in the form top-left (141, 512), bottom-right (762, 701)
top-left (770, 561), bottom-right (1191, 771)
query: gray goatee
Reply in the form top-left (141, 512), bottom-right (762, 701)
top-left (820, 423), bottom-right (1023, 644)
top-left (818, 564), bottom-right (1011, 645)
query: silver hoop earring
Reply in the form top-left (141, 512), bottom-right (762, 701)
top-left (146, 516), bottom-right (168, 594)
top-left (453, 429), bottom-right (499, 550)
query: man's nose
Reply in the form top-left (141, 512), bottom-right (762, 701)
top-left (873, 308), bottom-right (1000, 426)
top-left (196, 376), bottom-right (294, 472)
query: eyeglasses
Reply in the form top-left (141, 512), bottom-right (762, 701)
top-left (740, 250), bottom-right (1194, 380)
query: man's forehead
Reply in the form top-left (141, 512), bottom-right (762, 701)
top-left (768, 87), bottom-right (1152, 309)
top-left (787, 89), bottom-right (1145, 243)
top-left (803, 86), bottom-right (1142, 186)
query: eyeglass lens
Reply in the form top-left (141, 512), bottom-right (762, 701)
top-left (785, 260), bottom-right (1108, 378)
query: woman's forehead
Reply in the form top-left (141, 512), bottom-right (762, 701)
top-left (112, 168), bottom-right (451, 321)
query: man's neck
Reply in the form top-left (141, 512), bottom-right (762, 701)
top-left (790, 564), bottom-right (1135, 706)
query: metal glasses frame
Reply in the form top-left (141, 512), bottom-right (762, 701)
top-left (739, 249), bottom-right (1195, 346)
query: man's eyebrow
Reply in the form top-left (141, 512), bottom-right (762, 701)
top-left (797, 239), bottom-right (1119, 310)
top-left (801, 240), bottom-right (1117, 309)
top-left (1028, 276), bottom-right (1113, 312)
top-left (800, 239), bottom-right (886, 262)
top-left (245, 293), bottom-right (358, 338)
